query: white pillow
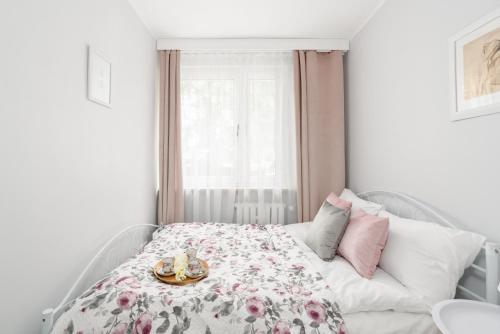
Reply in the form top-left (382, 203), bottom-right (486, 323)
top-left (340, 188), bottom-right (384, 215)
top-left (378, 210), bottom-right (485, 306)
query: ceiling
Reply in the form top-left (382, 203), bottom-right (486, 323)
top-left (128, 0), bottom-right (386, 39)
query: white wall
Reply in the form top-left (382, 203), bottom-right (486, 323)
top-left (0, 0), bottom-right (156, 332)
top-left (347, 0), bottom-right (500, 242)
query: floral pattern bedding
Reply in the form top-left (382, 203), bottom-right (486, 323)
top-left (52, 223), bottom-right (346, 334)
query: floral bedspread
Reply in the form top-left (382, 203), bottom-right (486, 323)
top-left (52, 223), bottom-right (346, 334)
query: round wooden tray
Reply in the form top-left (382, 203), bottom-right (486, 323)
top-left (153, 260), bottom-right (209, 286)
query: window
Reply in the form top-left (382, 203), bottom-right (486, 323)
top-left (181, 52), bottom-right (296, 190)
top-left (180, 52), bottom-right (297, 224)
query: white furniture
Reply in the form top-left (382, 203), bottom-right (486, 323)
top-left (432, 299), bottom-right (500, 334)
top-left (41, 191), bottom-right (500, 334)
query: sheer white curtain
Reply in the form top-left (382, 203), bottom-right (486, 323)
top-left (181, 52), bottom-right (297, 224)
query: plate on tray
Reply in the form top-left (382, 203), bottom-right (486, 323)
top-left (156, 257), bottom-right (175, 277)
top-left (186, 264), bottom-right (208, 279)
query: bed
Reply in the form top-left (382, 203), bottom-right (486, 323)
top-left (41, 191), bottom-right (500, 334)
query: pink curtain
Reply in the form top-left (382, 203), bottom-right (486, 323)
top-left (158, 50), bottom-right (184, 224)
top-left (294, 50), bottom-right (345, 222)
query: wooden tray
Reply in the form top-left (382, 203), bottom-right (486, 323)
top-left (153, 259), bottom-right (209, 286)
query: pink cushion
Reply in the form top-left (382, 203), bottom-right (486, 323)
top-left (338, 209), bottom-right (389, 279)
top-left (326, 192), bottom-right (352, 211)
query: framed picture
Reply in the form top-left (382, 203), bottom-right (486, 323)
top-left (450, 8), bottom-right (500, 121)
top-left (87, 47), bottom-right (111, 108)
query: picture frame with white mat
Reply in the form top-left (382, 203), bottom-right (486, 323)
top-left (449, 7), bottom-right (500, 121)
top-left (87, 46), bottom-right (111, 108)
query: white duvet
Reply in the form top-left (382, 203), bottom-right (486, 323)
top-left (284, 223), bottom-right (438, 334)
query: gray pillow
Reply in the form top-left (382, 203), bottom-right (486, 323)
top-left (304, 200), bottom-right (351, 261)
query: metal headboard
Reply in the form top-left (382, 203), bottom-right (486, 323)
top-left (358, 190), bottom-right (500, 305)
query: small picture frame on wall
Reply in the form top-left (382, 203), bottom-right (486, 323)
top-left (449, 8), bottom-right (500, 121)
top-left (87, 46), bottom-right (111, 108)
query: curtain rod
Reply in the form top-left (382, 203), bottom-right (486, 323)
top-left (156, 38), bottom-right (350, 52)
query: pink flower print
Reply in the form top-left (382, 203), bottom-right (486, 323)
top-left (288, 284), bottom-right (311, 296)
top-left (232, 282), bottom-right (247, 293)
top-left (95, 277), bottom-right (111, 290)
top-left (211, 283), bottom-right (226, 295)
top-left (112, 323), bottom-right (128, 334)
top-left (291, 264), bottom-right (305, 271)
top-left (272, 320), bottom-right (291, 334)
top-left (134, 313), bottom-right (153, 334)
top-left (301, 289), bottom-right (312, 296)
top-left (162, 294), bottom-right (173, 305)
top-left (245, 296), bottom-right (266, 318)
top-left (247, 286), bottom-right (259, 293)
top-left (304, 300), bottom-right (326, 323)
top-left (204, 246), bottom-right (215, 255)
top-left (273, 287), bottom-right (287, 296)
top-left (249, 264), bottom-right (262, 272)
top-left (339, 323), bottom-right (347, 334)
top-left (117, 291), bottom-right (137, 310)
top-left (115, 276), bottom-right (141, 289)
top-left (290, 285), bottom-right (302, 295)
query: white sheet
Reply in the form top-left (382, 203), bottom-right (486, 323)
top-left (343, 312), bottom-right (439, 334)
top-left (285, 223), bottom-right (439, 334)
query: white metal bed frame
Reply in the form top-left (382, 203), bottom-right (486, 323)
top-left (41, 191), bottom-right (500, 334)
top-left (358, 191), bottom-right (500, 305)
top-left (41, 224), bottom-right (158, 334)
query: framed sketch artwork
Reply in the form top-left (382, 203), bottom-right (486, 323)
top-left (87, 47), bottom-right (111, 107)
top-left (450, 8), bottom-right (500, 121)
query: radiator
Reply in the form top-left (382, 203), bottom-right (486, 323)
top-left (184, 188), bottom-right (297, 224)
top-left (235, 203), bottom-right (286, 225)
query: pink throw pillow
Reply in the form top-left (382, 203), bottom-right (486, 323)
top-left (338, 209), bottom-right (389, 279)
top-left (326, 192), bottom-right (352, 211)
